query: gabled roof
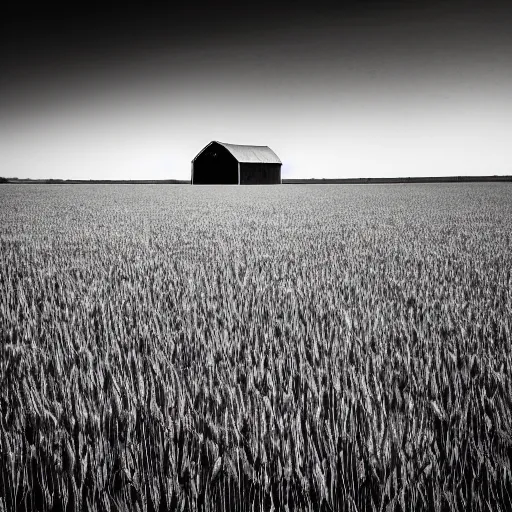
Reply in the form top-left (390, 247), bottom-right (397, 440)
top-left (192, 141), bottom-right (282, 164)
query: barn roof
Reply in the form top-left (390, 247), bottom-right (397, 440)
top-left (193, 141), bottom-right (282, 164)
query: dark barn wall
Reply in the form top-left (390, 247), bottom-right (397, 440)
top-left (193, 143), bottom-right (239, 184)
top-left (240, 163), bottom-right (281, 185)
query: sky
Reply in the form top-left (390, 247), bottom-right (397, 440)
top-left (1, 0), bottom-right (511, 180)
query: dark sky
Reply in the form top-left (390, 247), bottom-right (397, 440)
top-left (1, 0), bottom-right (511, 179)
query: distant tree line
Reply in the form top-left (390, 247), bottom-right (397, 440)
top-left (283, 176), bottom-right (512, 184)
top-left (3, 178), bottom-right (190, 184)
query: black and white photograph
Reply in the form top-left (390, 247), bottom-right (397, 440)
top-left (1, 0), bottom-right (512, 510)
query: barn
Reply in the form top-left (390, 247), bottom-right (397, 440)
top-left (191, 141), bottom-right (282, 185)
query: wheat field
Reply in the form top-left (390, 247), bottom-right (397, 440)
top-left (1, 183), bottom-right (511, 511)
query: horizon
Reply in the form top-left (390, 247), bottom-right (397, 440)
top-left (4, 175), bottom-right (512, 183)
top-left (1, 0), bottom-right (511, 180)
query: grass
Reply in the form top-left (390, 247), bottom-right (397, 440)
top-left (1, 183), bottom-right (511, 511)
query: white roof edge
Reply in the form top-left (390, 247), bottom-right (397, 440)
top-left (191, 141), bottom-right (216, 163)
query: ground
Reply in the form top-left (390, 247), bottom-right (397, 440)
top-left (1, 183), bottom-right (511, 511)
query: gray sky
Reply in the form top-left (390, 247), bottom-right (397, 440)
top-left (1, 2), bottom-right (511, 179)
